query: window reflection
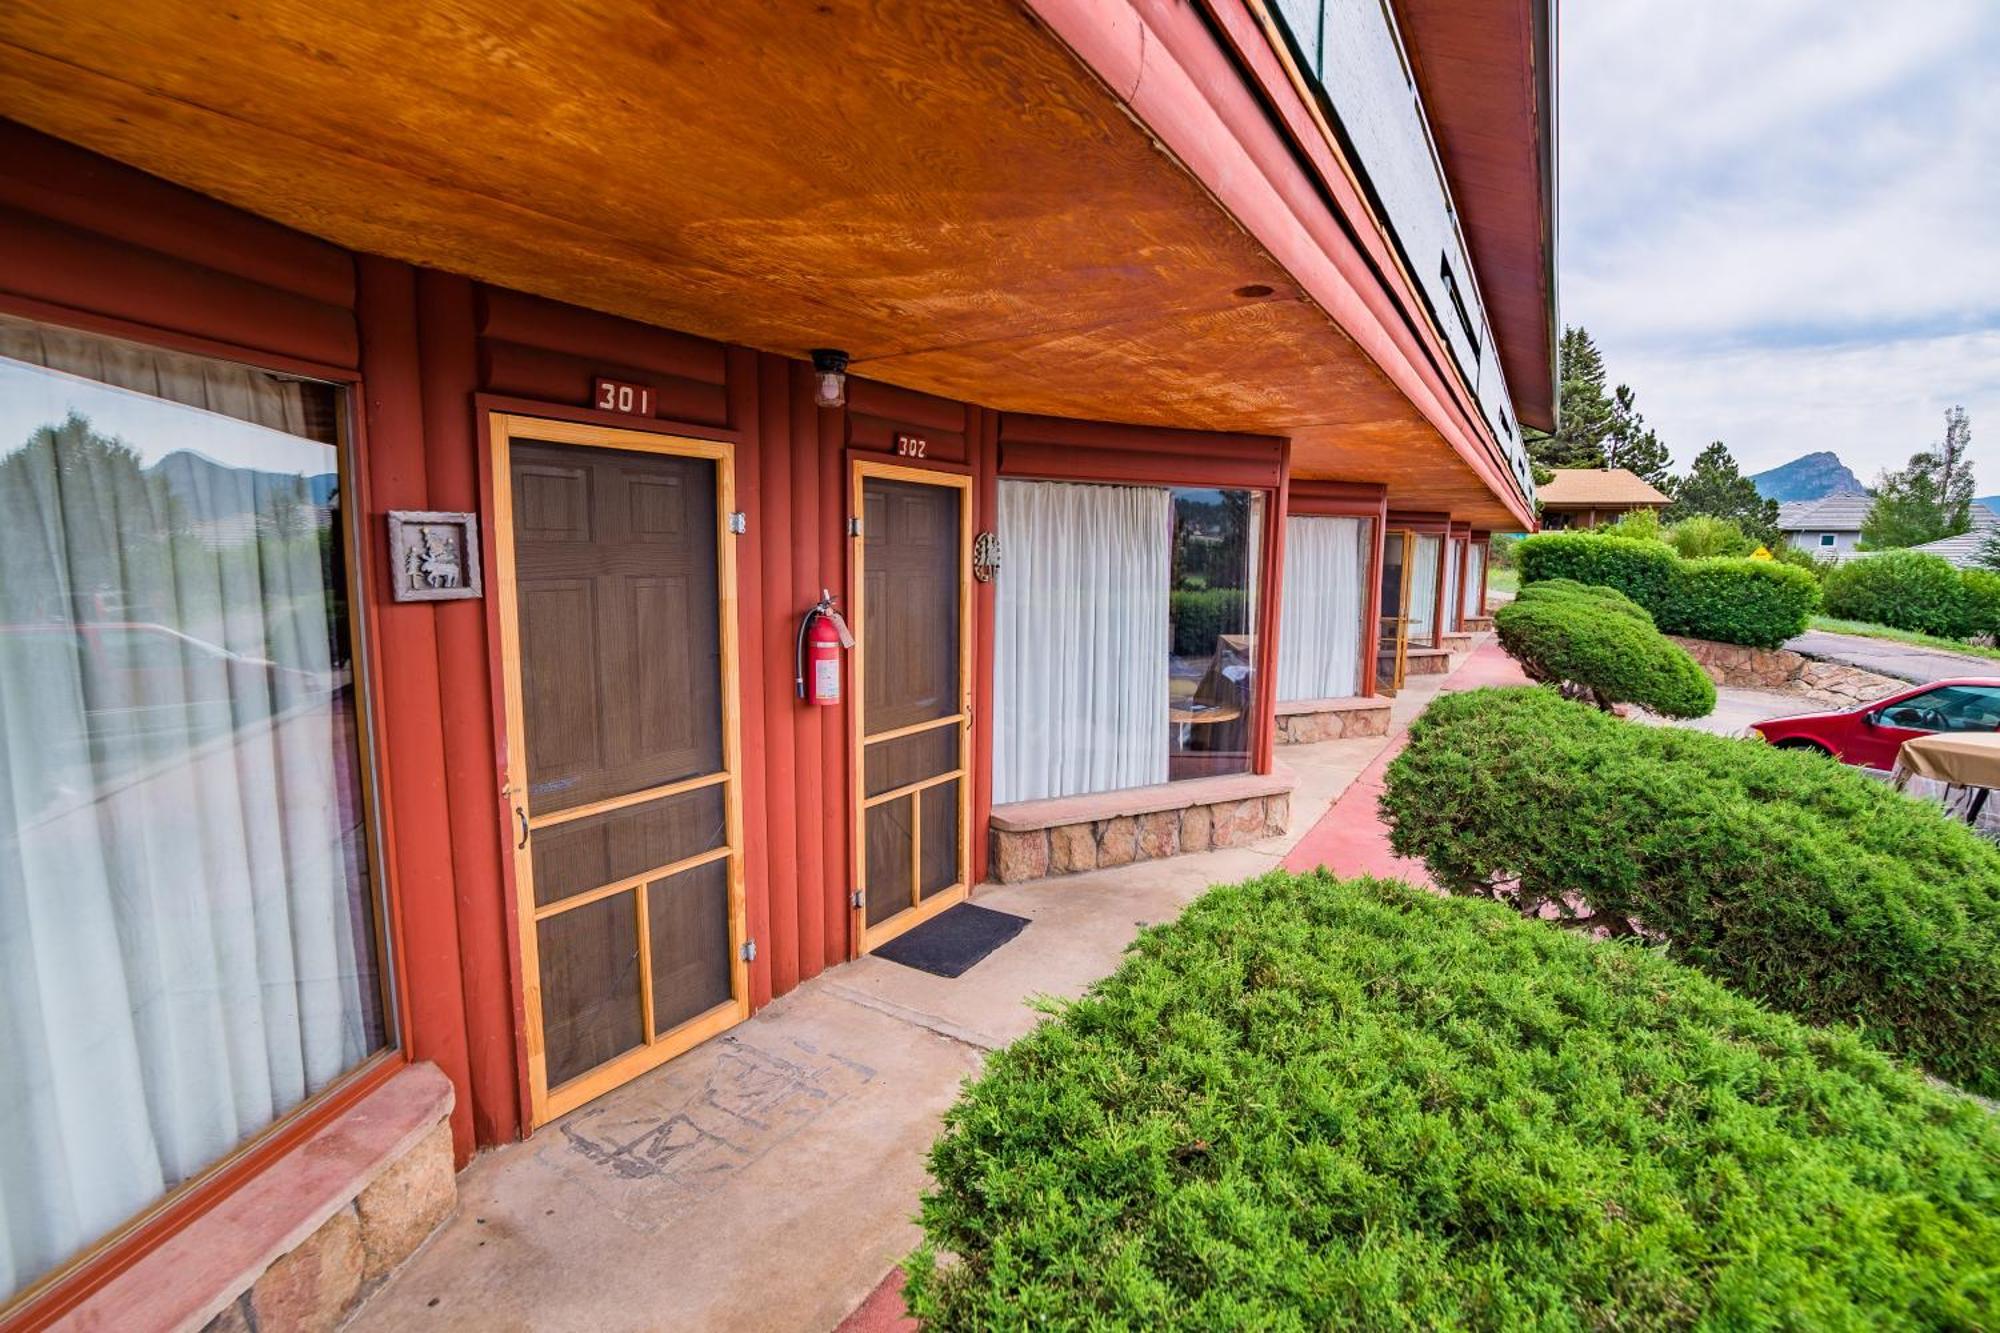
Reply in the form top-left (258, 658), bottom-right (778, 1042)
top-left (1168, 488), bottom-right (1262, 779)
top-left (0, 314), bottom-right (383, 1299)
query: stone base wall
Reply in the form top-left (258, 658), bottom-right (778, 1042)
top-left (1405, 648), bottom-right (1452, 676)
top-left (198, 1097), bottom-right (457, 1333)
top-left (990, 792), bottom-right (1290, 883)
top-left (1276, 701), bottom-right (1391, 744)
top-left (1671, 637), bottom-right (1903, 707)
top-left (1440, 632), bottom-right (1474, 653)
top-left (1463, 615), bottom-right (1494, 632)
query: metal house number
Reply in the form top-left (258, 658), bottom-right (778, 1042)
top-left (894, 432), bottom-right (927, 458)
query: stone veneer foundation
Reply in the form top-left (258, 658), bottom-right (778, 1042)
top-left (988, 770), bottom-right (1295, 882)
top-left (63, 1062), bottom-right (459, 1333)
top-left (1463, 615), bottom-right (1494, 632)
top-left (1274, 696), bottom-right (1392, 744)
top-left (1405, 646), bottom-right (1452, 675)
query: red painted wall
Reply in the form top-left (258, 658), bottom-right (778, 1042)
top-left (0, 119), bottom-right (1326, 1315)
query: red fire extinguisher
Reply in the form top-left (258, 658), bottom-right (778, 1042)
top-left (795, 589), bottom-right (854, 705)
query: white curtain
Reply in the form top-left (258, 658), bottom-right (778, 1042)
top-left (1276, 517), bottom-right (1370, 701)
top-left (994, 480), bottom-right (1170, 804)
top-left (1463, 543), bottom-right (1486, 618)
top-left (1407, 533), bottom-right (1442, 643)
top-left (1443, 538), bottom-right (1463, 633)
top-left (0, 325), bottom-right (377, 1297)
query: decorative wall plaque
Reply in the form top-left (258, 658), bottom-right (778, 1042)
top-left (387, 511), bottom-right (482, 602)
top-left (973, 530), bottom-right (1001, 583)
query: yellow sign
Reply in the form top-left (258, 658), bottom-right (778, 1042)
top-left (1750, 545), bottom-right (1773, 560)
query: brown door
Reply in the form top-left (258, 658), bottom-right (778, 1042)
top-left (851, 462), bottom-right (972, 952)
top-left (492, 415), bottom-right (747, 1127)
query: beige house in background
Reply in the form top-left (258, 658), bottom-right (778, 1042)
top-left (1536, 468), bottom-right (1672, 529)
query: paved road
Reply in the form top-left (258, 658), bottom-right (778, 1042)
top-left (1784, 629), bottom-right (1996, 685)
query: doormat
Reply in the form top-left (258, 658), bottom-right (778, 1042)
top-left (874, 904), bottom-right (1030, 978)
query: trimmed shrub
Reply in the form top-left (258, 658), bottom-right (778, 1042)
top-left (1823, 550), bottom-right (1970, 638)
top-left (1594, 507), bottom-right (1664, 543)
top-left (907, 872), bottom-right (2000, 1329)
top-left (1383, 686), bottom-right (2000, 1096)
top-left (1510, 576), bottom-right (1652, 622)
top-left (1517, 533), bottom-right (1817, 648)
top-left (1517, 532), bottom-right (1678, 607)
top-left (1961, 568), bottom-right (2000, 639)
top-left (1496, 583), bottom-right (1714, 717)
top-left (1168, 588), bottom-right (1245, 656)
top-left (1665, 513), bottom-right (1755, 558)
top-left (1657, 556), bottom-right (1820, 649)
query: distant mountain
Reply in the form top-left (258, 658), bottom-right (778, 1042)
top-left (1750, 452), bottom-right (1867, 503)
top-left (148, 449), bottom-right (338, 522)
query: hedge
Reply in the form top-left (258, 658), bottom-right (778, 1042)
top-left (1823, 550), bottom-right (1978, 638)
top-left (1168, 588), bottom-right (1246, 656)
top-left (1517, 532), bottom-right (1678, 607)
top-left (906, 873), bottom-right (2000, 1329)
top-left (1383, 686), bottom-right (2000, 1096)
top-left (1517, 532), bottom-right (1818, 648)
top-left (1496, 582), bottom-right (1714, 718)
top-left (1657, 555), bottom-right (1821, 648)
top-left (1963, 568), bottom-right (2000, 638)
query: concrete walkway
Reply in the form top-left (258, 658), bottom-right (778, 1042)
top-left (349, 650), bottom-right (1497, 1333)
top-left (1786, 628), bottom-right (1997, 685)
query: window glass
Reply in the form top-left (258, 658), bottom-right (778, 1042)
top-left (1820, 534), bottom-right (1835, 547)
top-left (993, 481), bottom-right (1266, 802)
top-left (1881, 686), bottom-right (2000, 733)
top-left (0, 314), bottom-right (385, 1300)
top-left (1169, 489), bottom-right (1264, 779)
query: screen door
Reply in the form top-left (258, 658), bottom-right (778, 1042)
top-left (851, 462), bottom-right (971, 953)
top-left (492, 414), bottom-right (746, 1127)
top-left (1377, 529), bottom-right (1414, 694)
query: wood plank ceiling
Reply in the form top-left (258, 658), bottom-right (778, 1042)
top-left (0, 0), bottom-right (1527, 525)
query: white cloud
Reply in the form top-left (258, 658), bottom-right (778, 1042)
top-left (1618, 331), bottom-right (2000, 492)
top-left (1556, 1), bottom-right (2000, 485)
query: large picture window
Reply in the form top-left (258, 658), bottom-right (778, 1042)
top-left (993, 480), bottom-right (1264, 804)
top-left (1276, 516), bottom-right (1372, 702)
top-left (0, 315), bottom-right (386, 1301)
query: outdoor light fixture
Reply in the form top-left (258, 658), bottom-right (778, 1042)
top-left (811, 348), bottom-right (849, 408)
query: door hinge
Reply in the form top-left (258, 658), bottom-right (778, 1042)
top-left (728, 511), bottom-right (747, 534)
top-left (850, 890), bottom-right (863, 909)
top-left (740, 938), bottom-right (757, 962)
top-left (847, 515), bottom-right (863, 537)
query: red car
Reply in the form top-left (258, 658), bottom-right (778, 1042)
top-left (1750, 677), bottom-right (2000, 771)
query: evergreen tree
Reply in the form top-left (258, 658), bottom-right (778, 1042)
top-left (1602, 383), bottom-right (1672, 487)
top-left (1523, 326), bottom-right (1615, 470)
top-left (1665, 441), bottom-right (1779, 544)
top-left (1861, 407), bottom-right (1974, 549)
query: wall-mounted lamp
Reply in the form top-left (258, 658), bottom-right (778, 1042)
top-left (810, 349), bottom-right (849, 409)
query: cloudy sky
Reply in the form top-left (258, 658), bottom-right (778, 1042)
top-left (1559, 3), bottom-right (2000, 491)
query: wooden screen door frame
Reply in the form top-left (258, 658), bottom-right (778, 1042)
top-left (849, 460), bottom-right (974, 955)
top-left (489, 412), bottom-right (750, 1129)
top-left (1378, 529), bottom-right (1415, 694)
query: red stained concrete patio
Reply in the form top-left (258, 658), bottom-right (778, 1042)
top-left (353, 640), bottom-right (1510, 1333)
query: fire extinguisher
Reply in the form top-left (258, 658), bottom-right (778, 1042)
top-left (795, 589), bottom-right (854, 705)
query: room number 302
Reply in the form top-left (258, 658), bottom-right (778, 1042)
top-left (894, 432), bottom-right (928, 458)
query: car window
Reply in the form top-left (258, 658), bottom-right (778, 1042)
top-left (1881, 685), bottom-right (2000, 733)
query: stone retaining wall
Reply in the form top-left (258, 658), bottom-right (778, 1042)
top-left (1671, 637), bottom-right (1903, 707)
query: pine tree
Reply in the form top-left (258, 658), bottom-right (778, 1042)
top-left (1861, 408), bottom-right (1975, 549)
top-left (1665, 441), bottom-right (1779, 544)
top-left (1523, 326), bottom-right (1615, 470)
top-left (1603, 383), bottom-right (1672, 487)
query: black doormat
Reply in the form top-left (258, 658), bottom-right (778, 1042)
top-left (874, 903), bottom-right (1031, 978)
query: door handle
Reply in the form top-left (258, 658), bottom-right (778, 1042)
top-left (515, 805), bottom-right (530, 849)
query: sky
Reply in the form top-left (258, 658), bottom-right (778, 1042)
top-left (1558, 2), bottom-right (2000, 491)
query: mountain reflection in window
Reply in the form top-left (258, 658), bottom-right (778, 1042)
top-left (0, 313), bottom-right (386, 1301)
